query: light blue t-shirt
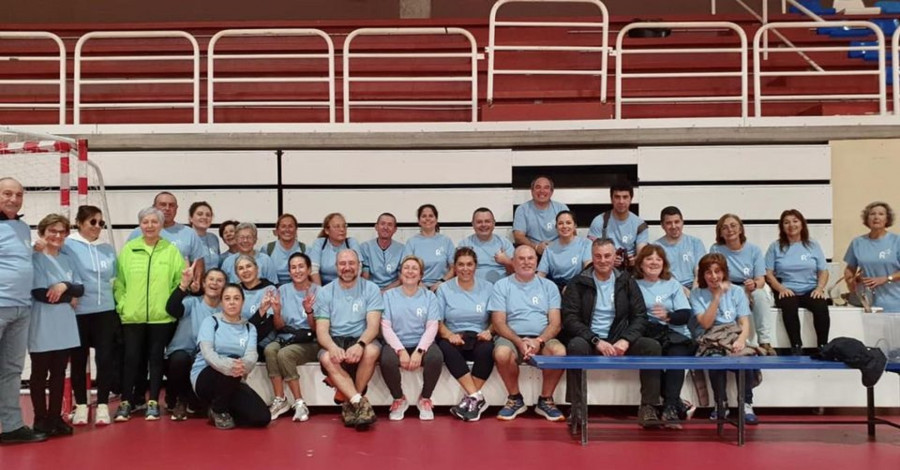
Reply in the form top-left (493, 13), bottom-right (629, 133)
top-left (401, 233), bottom-right (455, 286)
top-left (590, 272), bottom-right (616, 339)
top-left (128, 223), bottom-right (206, 263)
top-left (655, 235), bottom-right (706, 288)
top-left (383, 287), bottom-right (441, 348)
top-left (29, 252), bottom-right (81, 353)
top-left (765, 240), bottom-right (827, 294)
top-left (709, 243), bottom-right (766, 283)
top-left (488, 275), bottom-right (561, 337)
top-left (537, 237), bottom-right (592, 285)
top-left (268, 240), bottom-right (305, 286)
top-left (314, 278), bottom-right (384, 338)
top-left (437, 278), bottom-right (493, 334)
top-left (512, 200), bottom-right (569, 244)
top-left (844, 233), bottom-right (900, 312)
top-left (636, 278), bottom-right (691, 337)
top-left (277, 282), bottom-right (318, 341)
top-left (221, 251), bottom-right (279, 285)
top-left (690, 286), bottom-right (751, 327)
top-left (359, 238), bottom-right (404, 289)
top-left (62, 235), bottom-right (117, 315)
top-left (241, 283), bottom-right (277, 323)
top-left (0, 218), bottom-right (33, 307)
top-left (199, 232), bottom-right (222, 270)
top-left (588, 211), bottom-right (649, 256)
top-left (457, 234), bottom-right (515, 283)
top-left (308, 237), bottom-right (363, 286)
top-left (167, 296), bottom-right (221, 355)
top-left (190, 315), bottom-right (256, 386)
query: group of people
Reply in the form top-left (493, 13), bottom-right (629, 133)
top-left (1, 174), bottom-right (898, 442)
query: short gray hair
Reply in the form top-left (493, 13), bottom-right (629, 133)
top-left (591, 237), bottom-right (616, 250)
top-left (235, 222), bottom-right (258, 239)
top-left (137, 207), bottom-right (164, 225)
top-left (234, 253), bottom-right (258, 270)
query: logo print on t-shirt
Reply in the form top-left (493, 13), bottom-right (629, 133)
top-left (655, 295), bottom-right (664, 304)
top-left (800, 254), bottom-right (810, 261)
top-left (416, 307), bottom-right (425, 318)
top-left (475, 304), bottom-right (484, 313)
top-left (723, 309), bottom-right (734, 321)
top-left (100, 260), bottom-right (109, 270)
top-left (239, 337), bottom-right (247, 348)
top-left (571, 256), bottom-right (578, 265)
top-left (622, 235), bottom-right (630, 243)
top-left (386, 264), bottom-right (393, 272)
top-left (683, 254), bottom-right (692, 263)
top-left (352, 302), bottom-right (361, 313)
top-left (546, 222), bottom-right (553, 230)
top-left (880, 249), bottom-right (891, 259)
top-left (435, 248), bottom-right (443, 256)
top-left (742, 267), bottom-right (750, 276)
top-left (532, 296), bottom-right (540, 305)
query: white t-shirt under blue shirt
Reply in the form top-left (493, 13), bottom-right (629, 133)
top-left (488, 275), bottom-right (561, 337)
top-left (709, 243), bottom-right (766, 283)
top-left (844, 232), bottom-right (900, 312)
top-left (359, 238), bottom-right (404, 289)
top-left (437, 278), bottom-right (493, 334)
top-left (636, 278), bottom-right (691, 337)
top-left (401, 233), bottom-right (455, 286)
top-left (383, 287), bottom-right (441, 348)
top-left (128, 223), bottom-right (206, 264)
top-left (457, 234), bottom-right (515, 283)
top-left (513, 200), bottom-right (569, 244)
top-left (655, 235), bottom-right (706, 288)
top-left (690, 286), bottom-right (750, 327)
top-left (588, 211), bottom-right (649, 256)
top-left (537, 237), bottom-right (592, 285)
top-left (591, 272), bottom-right (616, 339)
top-left (765, 240), bottom-right (827, 294)
top-left (314, 278), bottom-right (384, 339)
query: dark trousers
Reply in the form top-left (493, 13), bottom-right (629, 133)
top-left (29, 349), bottom-right (71, 423)
top-left (194, 367), bottom-right (269, 428)
top-left (380, 344), bottom-right (444, 400)
top-left (166, 350), bottom-right (200, 409)
top-left (775, 292), bottom-right (830, 348)
top-left (566, 336), bottom-right (662, 407)
top-left (437, 337), bottom-right (494, 381)
top-left (121, 323), bottom-right (176, 404)
top-left (71, 310), bottom-right (119, 405)
top-left (661, 341), bottom-right (695, 407)
top-left (709, 369), bottom-right (754, 405)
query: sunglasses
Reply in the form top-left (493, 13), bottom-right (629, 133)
top-left (89, 219), bottom-right (107, 228)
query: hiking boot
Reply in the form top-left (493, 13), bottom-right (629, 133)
top-left (637, 404), bottom-right (661, 429)
top-left (417, 398), bottom-right (434, 421)
top-left (341, 402), bottom-right (358, 427)
top-left (760, 343), bottom-right (777, 356)
top-left (497, 395), bottom-right (526, 421)
top-left (269, 396), bottom-right (290, 421)
top-left (354, 397), bottom-right (376, 430)
top-left (389, 397), bottom-right (409, 421)
top-left (171, 400), bottom-right (188, 421)
top-left (535, 396), bottom-right (565, 422)
top-left (661, 404), bottom-right (682, 430)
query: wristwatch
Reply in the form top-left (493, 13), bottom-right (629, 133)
top-left (357, 340), bottom-right (366, 348)
top-left (416, 347), bottom-right (426, 354)
top-left (590, 336), bottom-right (601, 346)
top-left (889, 275), bottom-right (894, 284)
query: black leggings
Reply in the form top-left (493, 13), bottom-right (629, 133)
top-left (775, 292), bottom-right (830, 348)
top-left (660, 341), bottom-right (695, 407)
top-left (194, 367), bottom-right (269, 428)
top-left (71, 310), bottom-right (119, 405)
top-left (166, 350), bottom-right (200, 409)
top-left (437, 337), bottom-right (494, 381)
top-left (380, 345), bottom-right (444, 400)
top-left (29, 349), bottom-right (71, 422)
top-left (121, 323), bottom-right (176, 404)
top-left (709, 370), bottom-right (755, 406)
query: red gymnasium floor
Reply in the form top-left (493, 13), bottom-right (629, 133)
top-left (2, 402), bottom-right (899, 469)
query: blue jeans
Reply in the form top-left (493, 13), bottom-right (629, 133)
top-left (0, 306), bottom-right (30, 432)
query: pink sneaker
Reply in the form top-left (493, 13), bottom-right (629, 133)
top-left (389, 397), bottom-right (409, 421)
top-left (417, 398), bottom-right (434, 421)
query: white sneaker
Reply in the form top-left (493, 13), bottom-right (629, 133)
top-left (72, 404), bottom-right (89, 426)
top-left (292, 400), bottom-right (310, 422)
top-left (269, 396), bottom-right (290, 421)
top-left (95, 404), bottom-right (111, 426)
top-left (389, 397), bottom-right (409, 421)
top-left (417, 397), bottom-right (434, 421)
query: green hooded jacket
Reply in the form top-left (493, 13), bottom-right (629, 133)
top-left (114, 236), bottom-right (186, 324)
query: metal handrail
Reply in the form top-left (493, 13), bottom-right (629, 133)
top-left (342, 27), bottom-right (479, 123)
top-left (753, 21), bottom-right (887, 117)
top-left (0, 32), bottom-right (66, 125)
top-left (74, 31), bottom-right (200, 124)
top-left (487, 0), bottom-right (610, 104)
top-left (207, 29), bottom-right (335, 123)
top-left (894, 28), bottom-right (899, 116)
top-left (615, 22), bottom-right (748, 119)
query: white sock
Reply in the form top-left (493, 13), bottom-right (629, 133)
top-left (350, 394), bottom-right (362, 405)
top-left (470, 390), bottom-right (483, 400)
top-left (294, 398), bottom-right (305, 406)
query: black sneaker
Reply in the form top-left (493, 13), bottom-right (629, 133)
top-left (49, 417), bottom-right (73, 437)
top-left (0, 426), bottom-right (48, 445)
top-left (465, 396), bottom-right (488, 422)
top-left (661, 405), bottom-right (682, 430)
top-left (207, 409), bottom-right (235, 430)
top-left (637, 404), bottom-right (662, 429)
top-left (449, 396), bottom-right (471, 421)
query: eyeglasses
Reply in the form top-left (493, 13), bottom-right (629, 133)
top-left (89, 219), bottom-right (107, 228)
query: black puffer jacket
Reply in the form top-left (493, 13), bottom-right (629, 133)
top-left (560, 267), bottom-right (648, 345)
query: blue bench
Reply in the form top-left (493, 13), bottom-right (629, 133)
top-left (530, 355), bottom-right (900, 446)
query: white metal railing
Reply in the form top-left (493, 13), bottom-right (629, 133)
top-left (0, 32), bottom-right (66, 125)
top-left (342, 27), bottom-right (479, 123)
top-left (487, 0), bottom-right (610, 104)
top-left (207, 29), bottom-right (335, 123)
top-left (753, 21), bottom-right (886, 116)
top-left (615, 22), bottom-right (748, 119)
top-left (894, 27), bottom-right (899, 115)
top-left (74, 31), bottom-right (200, 124)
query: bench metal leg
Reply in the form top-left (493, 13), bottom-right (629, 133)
top-left (867, 386), bottom-right (876, 438)
top-left (737, 371), bottom-right (746, 446)
top-left (581, 368), bottom-right (588, 446)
